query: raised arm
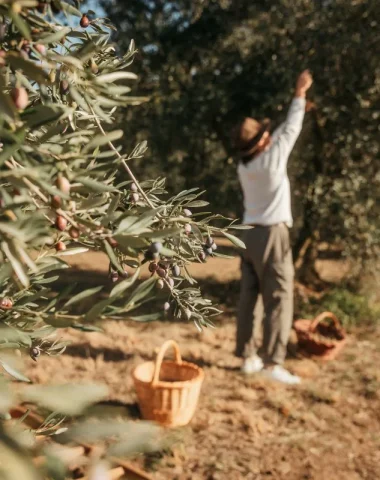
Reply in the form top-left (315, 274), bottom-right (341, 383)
top-left (275, 70), bottom-right (313, 159)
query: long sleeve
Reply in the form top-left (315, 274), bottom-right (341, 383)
top-left (276, 96), bottom-right (306, 160)
top-left (259, 97), bottom-right (306, 172)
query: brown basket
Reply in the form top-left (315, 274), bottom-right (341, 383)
top-left (132, 340), bottom-right (204, 427)
top-left (294, 311), bottom-right (347, 360)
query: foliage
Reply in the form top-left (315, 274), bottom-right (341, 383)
top-left (0, 0), bottom-right (247, 476)
top-left (103, 0), bottom-right (380, 276)
top-left (297, 287), bottom-right (380, 328)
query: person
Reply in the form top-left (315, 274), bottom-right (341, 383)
top-left (233, 70), bottom-right (313, 385)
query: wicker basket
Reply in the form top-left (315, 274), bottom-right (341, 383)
top-left (132, 340), bottom-right (204, 427)
top-left (294, 311), bottom-right (346, 360)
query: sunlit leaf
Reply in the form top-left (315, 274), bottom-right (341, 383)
top-left (84, 130), bottom-right (124, 152)
top-left (0, 358), bottom-right (30, 383)
top-left (56, 247), bottom-right (89, 256)
top-left (76, 177), bottom-right (117, 192)
top-left (103, 240), bottom-right (124, 274)
top-left (126, 276), bottom-right (156, 307)
top-left (39, 27), bottom-right (71, 44)
top-left (129, 313), bottom-right (162, 322)
top-left (186, 200), bottom-right (209, 208)
top-left (63, 286), bottom-right (104, 309)
top-left (222, 231), bottom-right (246, 249)
top-left (21, 104), bottom-right (69, 129)
top-left (9, 9), bottom-right (31, 40)
top-left (110, 268), bottom-right (139, 298)
top-left (1, 241), bottom-right (29, 288)
top-left (61, 1), bottom-right (82, 17)
top-left (95, 72), bottom-right (138, 83)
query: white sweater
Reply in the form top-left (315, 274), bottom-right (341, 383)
top-left (238, 97), bottom-right (306, 227)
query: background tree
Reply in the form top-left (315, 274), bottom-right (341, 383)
top-left (103, 0), bottom-right (380, 283)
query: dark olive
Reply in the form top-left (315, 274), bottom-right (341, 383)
top-left (0, 298), bottom-right (13, 309)
top-left (56, 176), bottom-right (70, 194)
top-left (172, 265), bottom-right (181, 277)
top-left (131, 192), bottom-right (139, 203)
top-left (55, 241), bottom-right (66, 251)
top-left (60, 80), bottom-right (70, 96)
top-left (206, 236), bottom-right (213, 247)
top-left (56, 216), bottom-right (67, 231)
top-left (30, 346), bottom-right (41, 361)
top-left (80, 14), bottom-right (90, 28)
top-left (157, 268), bottom-right (167, 278)
top-left (110, 271), bottom-right (119, 283)
top-left (121, 267), bottom-right (129, 278)
top-left (144, 250), bottom-right (155, 261)
top-left (51, 195), bottom-right (61, 209)
top-left (149, 242), bottom-right (162, 254)
top-left (198, 251), bottom-right (206, 261)
top-left (11, 87), bottom-right (29, 110)
top-left (149, 262), bottom-right (158, 273)
top-left (106, 237), bottom-right (118, 248)
top-left (69, 227), bottom-right (79, 239)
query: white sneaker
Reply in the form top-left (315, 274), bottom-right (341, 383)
top-left (262, 365), bottom-right (301, 385)
top-left (241, 355), bottom-right (264, 375)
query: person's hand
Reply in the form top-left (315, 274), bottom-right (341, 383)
top-left (295, 70), bottom-right (313, 97)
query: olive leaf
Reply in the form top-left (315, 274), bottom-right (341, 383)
top-left (84, 130), bottom-right (124, 152)
top-left (8, 9), bottom-right (31, 40)
top-left (95, 72), bottom-right (138, 83)
top-left (7, 52), bottom-right (48, 84)
top-left (222, 231), bottom-right (246, 249)
top-left (39, 27), bottom-right (71, 44)
top-left (62, 286), bottom-right (104, 309)
top-left (22, 384), bottom-right (109, 416)
top-left (0, 357), bottom-right (30, 383)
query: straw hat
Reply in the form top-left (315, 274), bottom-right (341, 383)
top-left (233, 117), bottom-right (271, 158)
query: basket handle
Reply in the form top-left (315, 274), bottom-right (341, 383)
top-left (152, 340), bottom-right (182, 386)
top-left (310, 311), bottom-right (341, 333)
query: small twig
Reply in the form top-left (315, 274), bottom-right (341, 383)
top-left (88, 104), bottom-right (156, 209)
top-left (5, 160), bottom-right (49, 204)
top-left (294, 237), bottom-right (312, 271)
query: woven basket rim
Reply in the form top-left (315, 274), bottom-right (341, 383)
top-left (294, 318), bottom-right (346, 334)
top-left (132, 359), bottom-right (204, 389)
top-left (298, 335), bottom-right (347, 349)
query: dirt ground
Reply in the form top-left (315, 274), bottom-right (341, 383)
top-left (24, 252), bottom-right (380, 480)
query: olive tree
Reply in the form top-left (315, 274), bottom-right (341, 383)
top-left (0, 0), bottom-right (246, 477)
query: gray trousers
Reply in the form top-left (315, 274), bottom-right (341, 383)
top-left (235, 224), bottom-right (294, 365)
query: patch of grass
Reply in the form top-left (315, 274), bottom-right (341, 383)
top-left (297, 287), bottom-right (380, 328)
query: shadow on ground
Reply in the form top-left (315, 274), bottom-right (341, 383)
top-left (64, 343), bottom-right (136, 362)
